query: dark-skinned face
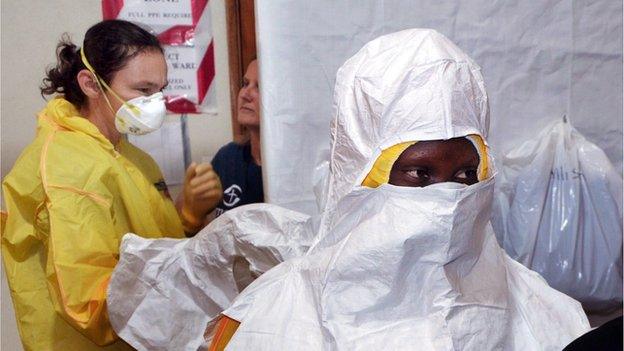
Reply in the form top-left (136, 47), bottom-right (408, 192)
top-left (389, 137), bottom-right (480, 187)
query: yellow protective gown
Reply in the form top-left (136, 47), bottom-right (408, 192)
top-left (1, 97), bottom-right (185, 351)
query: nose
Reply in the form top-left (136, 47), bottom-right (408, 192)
top-left (243, 84), bottom-right (259, 102)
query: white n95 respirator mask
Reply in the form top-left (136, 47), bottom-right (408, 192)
top-left (80, 47), bottom-right (167, 135)
top-left (113, 92), bottom-right (166, 135)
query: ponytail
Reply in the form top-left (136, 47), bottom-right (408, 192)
top-left (40, 34), bottom-right (86, 106)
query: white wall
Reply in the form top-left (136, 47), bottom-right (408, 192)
top-left (1, 1), bottom-right (233, 349)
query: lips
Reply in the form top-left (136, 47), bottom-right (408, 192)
top-left (240, 106), bottom-right (255, 113)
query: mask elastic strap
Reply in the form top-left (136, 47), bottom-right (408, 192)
top-left (80, 47), bottom-right (140, 116)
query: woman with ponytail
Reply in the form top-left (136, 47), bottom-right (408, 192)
top-left (2, 20), bottom-right (221, 350)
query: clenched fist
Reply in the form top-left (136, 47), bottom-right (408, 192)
top-left (179, 162), bottom-right (222, 233)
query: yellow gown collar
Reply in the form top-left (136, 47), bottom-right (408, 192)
top-left (38, 97), bottom-right (118, 152)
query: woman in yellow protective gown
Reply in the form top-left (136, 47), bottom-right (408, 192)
top-left (2, 20), bottom-right (222, 350)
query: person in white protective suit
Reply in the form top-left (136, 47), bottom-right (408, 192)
top-left (108, 29), bottom-right (590, 350)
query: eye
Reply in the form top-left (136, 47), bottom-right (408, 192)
top-left (242, 79), bottom-right (249, 87)
top-left (405, 168), bottom-right (430, 180)
top-left (137, 87), bottom-right (152, 95)
top-left (455, 168), bottom-right (478, 180)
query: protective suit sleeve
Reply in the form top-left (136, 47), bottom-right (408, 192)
top-left (45, 186), bottom-right (119, 346)
top-left (107, 203), bottom-right (314, 351)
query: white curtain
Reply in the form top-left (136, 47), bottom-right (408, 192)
top-left (256, 0), bottom-right (623, 215)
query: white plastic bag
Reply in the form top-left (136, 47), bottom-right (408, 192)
top-left (492, 119), bottom-right (623, 315)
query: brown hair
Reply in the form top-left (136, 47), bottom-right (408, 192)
top-left (41, 20), bottom-right (163, 108)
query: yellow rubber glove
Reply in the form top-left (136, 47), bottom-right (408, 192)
top-left (180, 162), bottom-right (222, 233)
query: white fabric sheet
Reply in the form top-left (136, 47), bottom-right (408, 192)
top-left (256, 0), bottom-right (623, 215)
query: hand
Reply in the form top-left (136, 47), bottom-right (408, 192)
top-left (180, 162), bottom-right (222, 231)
